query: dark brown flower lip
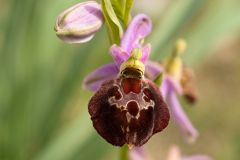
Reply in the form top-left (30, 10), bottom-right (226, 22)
top-left (88, 76), bottom-right (169, 147)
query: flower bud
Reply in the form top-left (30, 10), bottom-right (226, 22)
top-left (54, 1), bottom-right (104, 43)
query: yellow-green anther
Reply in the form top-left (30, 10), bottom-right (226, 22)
top-left (165, 39), bottom-right (187, 81)
top-left (120, 48), bottom-right (145, 75)
top-left (131, 48), bottom-right (142, 60)
top-left (173, 39), bottom-right (187, 57)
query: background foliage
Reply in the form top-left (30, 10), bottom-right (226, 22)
top-left (0, 0), bottom-right (240, 159)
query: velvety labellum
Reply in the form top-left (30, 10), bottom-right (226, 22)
top-left (88, 74), bottom-right (170, 147)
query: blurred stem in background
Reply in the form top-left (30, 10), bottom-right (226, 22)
top-left (0, 0), bottom-right (240, 160)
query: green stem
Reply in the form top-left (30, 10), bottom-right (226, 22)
top-left (119, 145), bottom-right (129, 160)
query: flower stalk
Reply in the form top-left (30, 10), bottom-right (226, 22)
top-left (120, 145), bottom-right (129, 160)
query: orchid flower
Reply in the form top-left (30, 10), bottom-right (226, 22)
top-left (141, 39), bottom-right (199, 143)
top-left (161, 40), bottom-right (199, 143)
top-left (82, 15), bottom-right (198, 143)
top-left (86, 14), bottom-right (169, 147)
top-left (55, 0), bottom-right (199, 146)
top-left (83, 13), bottom-right (152, 91)
top-left (55, 1), bottom-right (169, 147)
top-left (129, 146), bottom-right (212, 160)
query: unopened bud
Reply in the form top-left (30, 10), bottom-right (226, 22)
top-left (54, 1), bottom-right (104, 43)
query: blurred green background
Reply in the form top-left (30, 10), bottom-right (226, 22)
top-left (0, 0), bottom-right (240, 160)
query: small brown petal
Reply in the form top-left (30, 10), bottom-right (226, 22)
top-left (181, 66), bottom-right (198, 104)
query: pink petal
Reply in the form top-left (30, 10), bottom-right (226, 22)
top-left (161, 77), bottom-right (172, 98)
top-left (166, 145), bottom-right (212, 160)
top-left (144, 61), bottom-right (164, 80)
top-left (129, 147), bottom-right (150, 160)
top-left (110, 44), bottom-right (129, 67)
top-left (55, 1), bottom-right (103, 43)
top-left (120, 14), bottom-right (152, 54)
top-left (182, 155), bottom-right (212, 160)
top-left (140, 44), bottom-right (151, 63)
top-left (166, 145), bottom-right (181, 160)
top-left (166, 75), bottom-right (183, 95)
top-left (166, 85), bottom-right (199, 143)
top-left (82, 63), bottom-right (119, 91)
